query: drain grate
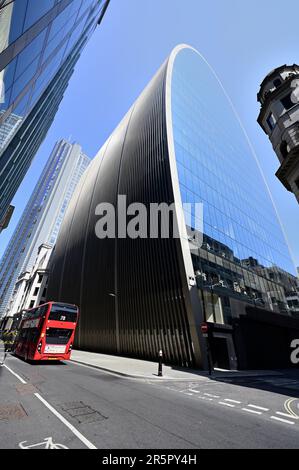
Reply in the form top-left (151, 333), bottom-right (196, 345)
top-left (0, 403), bottom-right (27, 421)
top-left (60, 401), bottom-right (108, 424)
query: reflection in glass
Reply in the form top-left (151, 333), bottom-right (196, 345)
top-left (172, 48), bottom-right (296, 316)
top-left (23, 0), bottom-right (55, 32)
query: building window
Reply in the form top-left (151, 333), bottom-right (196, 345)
top-left (266, 113), bottom-right (276, 131)
top-left (280, 141), bottom-right (289, 159)
top-left (295, 177), bottom-right (299, 191)
top-left (29, 301), bottom-right (35, 309)
top-left (33, 287), bottom-right (39, 296)
top-left (281, 93), bottom-right (294, 110)
top-left (273, 78), bottom-right (282, 88)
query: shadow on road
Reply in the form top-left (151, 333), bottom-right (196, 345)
top-left (9, 354), bottom-right (67, 367)
top-left (169, 364), bottom-right (299, 398)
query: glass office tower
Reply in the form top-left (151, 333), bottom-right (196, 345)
top-left (47, 45), bottom-right (296, 369)
top-left (0, 0), bottom-right (110, 228)
top-left (0, 139), bottom-right (90, 319)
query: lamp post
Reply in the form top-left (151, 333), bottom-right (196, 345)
top-left (195, 257), bottom-right (214, 375)
top-left (108, 292), bottom-right (120, 352)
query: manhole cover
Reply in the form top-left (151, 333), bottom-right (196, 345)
top-left (0, 404), bottom-right (27, 421)
top-left (60, 401), bottom-right (108, 424)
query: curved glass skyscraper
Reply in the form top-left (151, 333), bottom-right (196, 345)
top-left (47, 45), bottom-right (295, 369)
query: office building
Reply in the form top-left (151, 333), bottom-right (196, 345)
top-left (0, 112), bottom-right (22, 150)
top-left (47, 45), bottom-right (298, 369)
top-left (257, 64), bottom-right (299, 203)
top-left (8, 243), bottom-right (52, 316)
top-left (0, 0), bottom-right (110, 228)
top-left (0, 139), bottom-right (90, 318)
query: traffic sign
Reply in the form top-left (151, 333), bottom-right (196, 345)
top-left (201, 322), bottom-right (209, 335)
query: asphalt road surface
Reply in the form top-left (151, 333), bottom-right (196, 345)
top-left (0, 354), bottom-right (298, 449)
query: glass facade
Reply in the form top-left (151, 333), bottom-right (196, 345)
top-left (0, 139), bottom-right (90, 318)
top-left (0, 0), bottom-right (109, 226)
top-left (46, 44), bottom-right (298, 368)
top-left (171, 48), bottom-right (295, 316)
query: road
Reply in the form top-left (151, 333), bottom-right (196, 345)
top-left (0, 354), bottom-right (299, 449)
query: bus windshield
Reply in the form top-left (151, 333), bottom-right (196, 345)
top-left (46, 328), bottom-right (73, 345)
top-left (48, 304), bottom-right (78, 322)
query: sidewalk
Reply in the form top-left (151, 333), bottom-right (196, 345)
top-left (71, 349), bottom-right (283, 381)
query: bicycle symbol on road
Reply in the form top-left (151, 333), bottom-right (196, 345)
top-left (19, 437), bottom-right (68, 449)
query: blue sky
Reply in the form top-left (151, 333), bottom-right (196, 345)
top-left (1, 0), bottom-right (298, 269)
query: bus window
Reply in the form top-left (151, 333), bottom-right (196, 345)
top-left (46, 328), bottom-right (73, 345)
top-left (49, 305), bottom-right (77, 322)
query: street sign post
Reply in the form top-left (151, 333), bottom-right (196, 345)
top-left (201, 322), bottom-right (209, 337)
top-left (200, 323), bottom-right (212, 375)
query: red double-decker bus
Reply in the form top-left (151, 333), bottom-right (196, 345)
top-left (13, 302), bottom-right (79, 361)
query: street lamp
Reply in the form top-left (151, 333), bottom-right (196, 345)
top-left (108, 292), bottom-right (119, 352)
top-left (195, 264), bottom-right (214, 375)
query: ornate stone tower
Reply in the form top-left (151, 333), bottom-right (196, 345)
top-left (257, 64), bottom-right (299, 203)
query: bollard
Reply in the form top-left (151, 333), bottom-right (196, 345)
top-left (158, 349), bottom-right (163, 377)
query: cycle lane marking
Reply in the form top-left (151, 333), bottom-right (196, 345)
top-left (19, 437), bottom-right (68, 449)
top-left (3, 362), bottom-right (97, 449)
top-left (4, 364), bottom-right (27, 384)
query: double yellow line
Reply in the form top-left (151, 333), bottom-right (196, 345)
top-left (284, 398), bottom-right (299, 419)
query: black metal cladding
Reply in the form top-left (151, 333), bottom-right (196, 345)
top-left (47, 59), bottom-right (196, 367)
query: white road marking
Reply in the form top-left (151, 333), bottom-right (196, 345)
top-left (19, 437), bottom-right (68, 449)
top-left (242, 408), bottom-right (262, 415)
top-left (198, 396), bottom-right (213, 401)
top-left (224, 399), bottom-right (241, 404)
top-left (284, 398), bottom-right (299, 419)
top-left (276, 411), bottom-right (296, 419)
top-left (189, 389), bottom-right (201, 393)
top-left (219, 401), bottom-right (235, 407)
top-left (204, 393), bottom-right (220, 398)
top-left (185, 393), bottom-right (194, 396)
top-left (4, 362), bottom-right (97, 449)
top-left (248, 404), bottom-right (269, 412)
top-left (34, 393), bottom-right (97, 449)
top-left (4, 364), bottom-right (26, 384)
top-left (270, 415), bottom-right (295, 425)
